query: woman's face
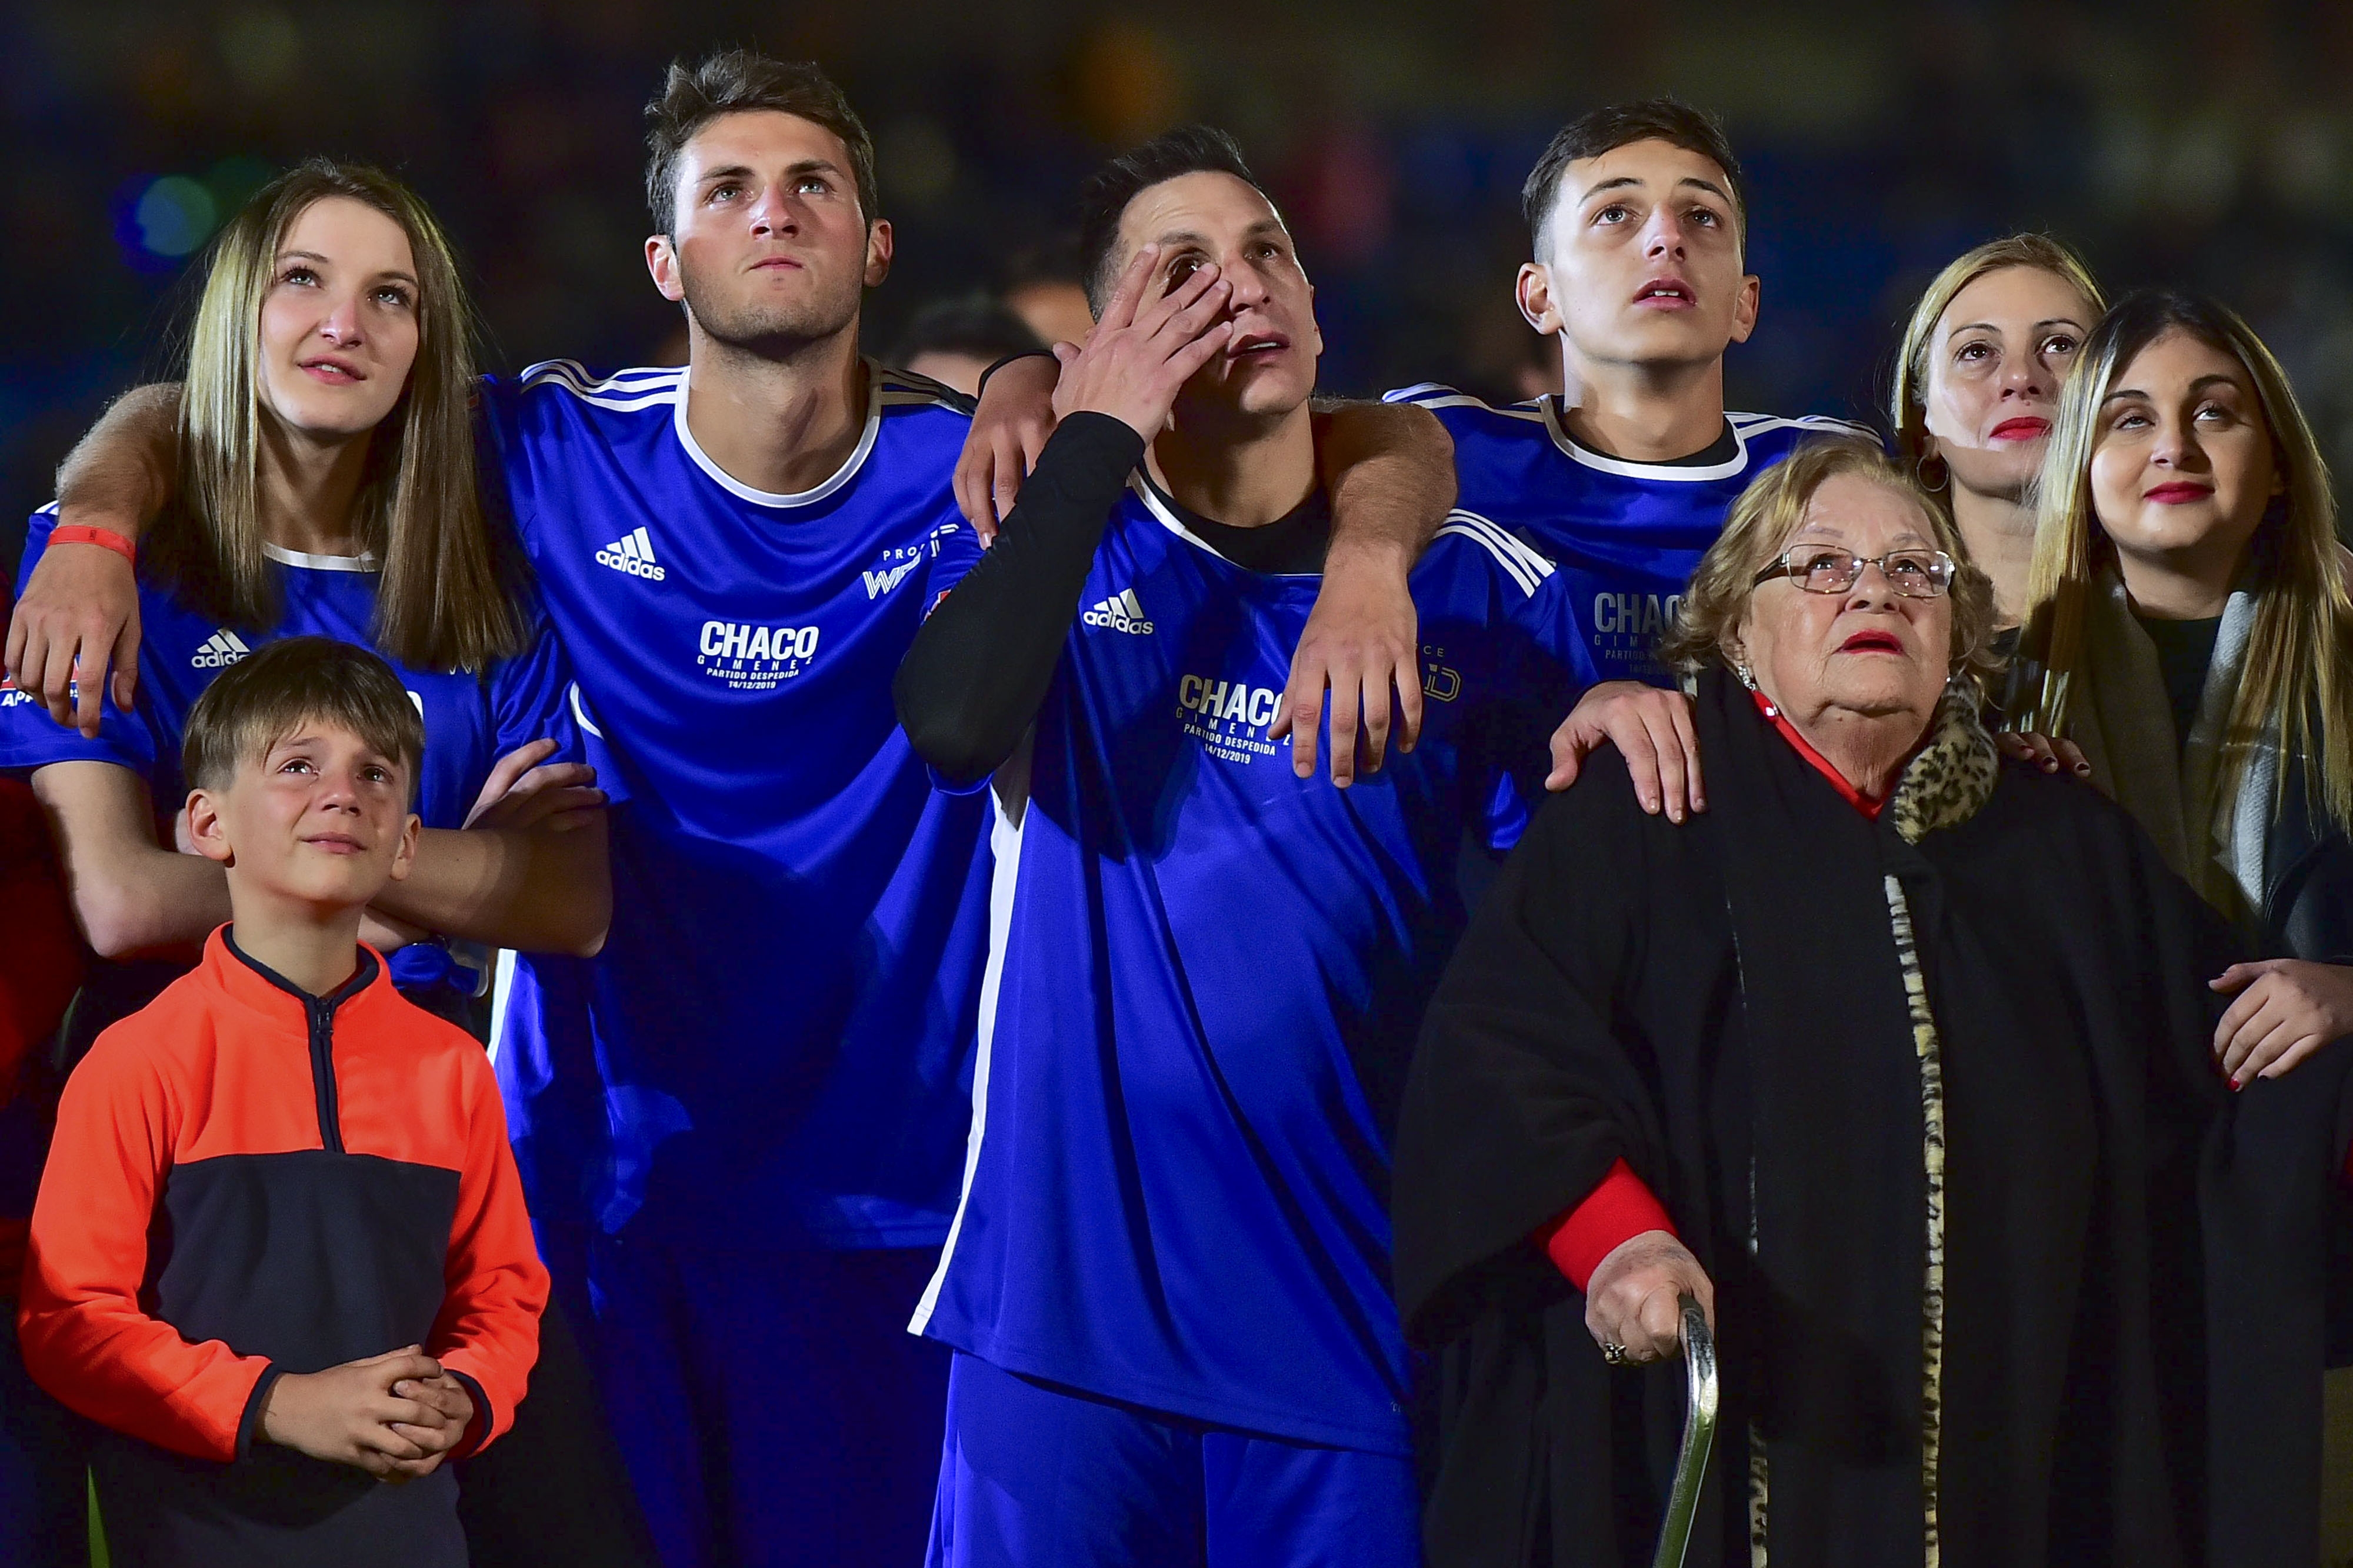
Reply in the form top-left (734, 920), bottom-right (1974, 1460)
top-left (2088, 328), bottom-right (2278, 583)
top-left (1921, 264), bottom-right (2092, 503)
top-left (256, 196), bottom-right (421, 442)
top-left (1737, 473), bottom-right (1955, 730)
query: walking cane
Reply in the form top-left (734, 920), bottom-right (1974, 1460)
top-left (1650, 1293), bottom-right (1719, 1568)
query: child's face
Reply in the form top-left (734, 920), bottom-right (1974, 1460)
top-left (186, 721), bottom-right (419, 910)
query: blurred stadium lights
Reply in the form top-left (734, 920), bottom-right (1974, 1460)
top-left (113, 158), bottom-right (276, 269)
top-left (12, 0), bottom-right (2353, 575)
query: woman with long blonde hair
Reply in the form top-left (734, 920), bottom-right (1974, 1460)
top-left (0, 159), bottom-right (652, 1568)
top-left (2014, 286), bottom-right (2353, 1082)
top-left (2, 158), bottom-right (611, 1001)
top-left (1889, 232), bottom-right (2104, 624)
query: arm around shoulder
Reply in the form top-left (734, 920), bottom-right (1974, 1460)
top-left (8, 383), bottom-right (184, 732)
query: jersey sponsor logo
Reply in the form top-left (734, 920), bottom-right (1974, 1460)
top-left (1591, 591), bottom-right (1682, 678)
top-left (696, 619), bottom-right (821, 690)
top-left (1176, 672), bottom-right (1286, 763)
top-left (1421, 642), bottom-right (1462, 703)
top-left (595, 526), bottom-right (667, 582)
top-left (862, 558), bottom-right (921, 599)
top-left (191, 629), bottom-right (253, 669)
top-left (1591, 591), bottom-right (1681, 638)
top-left (0, 674), bottom-right (30, 709)
top-left (1082, 587), bottom-right (1155, 635)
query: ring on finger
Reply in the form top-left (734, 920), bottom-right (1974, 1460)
top-left (1601, 1341), bottom-right (1631, 1366)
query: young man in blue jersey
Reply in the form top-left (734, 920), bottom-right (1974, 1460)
top-left (1392, 98), bottom-right (1872, 818)
top-left (895, 127), bottom-right (1571, 1568)
top-left (7, 52), bottom-right (1458, 1568)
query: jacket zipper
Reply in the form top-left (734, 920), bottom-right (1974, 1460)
top-left (308, 993), bottom-right (344, 1154)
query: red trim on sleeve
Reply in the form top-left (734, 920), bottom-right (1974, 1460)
top-left (1752, 689), bottom-right (1886, 820)
top-left (1538, 1158), bottom-right (1678, 1292)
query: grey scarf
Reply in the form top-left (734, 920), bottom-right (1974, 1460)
top-left (2057, 569), bottom-right (2273, 927)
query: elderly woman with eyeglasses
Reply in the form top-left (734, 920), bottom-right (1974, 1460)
top-left (1392, 435), bottom-right (2353, 1568)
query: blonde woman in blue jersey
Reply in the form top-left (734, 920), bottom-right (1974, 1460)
top-left (0, 160), bottom-right (654, 1568)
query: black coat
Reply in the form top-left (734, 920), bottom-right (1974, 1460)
top-left (1393, 671), bottom-right (2353, 1568)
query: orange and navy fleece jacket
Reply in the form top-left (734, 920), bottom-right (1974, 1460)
top-left (18, 927), bottom-right (548, 1566)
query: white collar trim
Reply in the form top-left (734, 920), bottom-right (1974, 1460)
top-left (262, 542), bottom-right (378, 572)
top-left (670, 357), bottom-right (883, 511)
top-left (1539, 398), bottom-right (1751, 483)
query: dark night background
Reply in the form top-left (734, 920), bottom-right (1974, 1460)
top-left (8, 0), bottom-right (2353, 581)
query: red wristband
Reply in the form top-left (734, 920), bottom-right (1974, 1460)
top-left (48, 525), bottom-right (136, 566)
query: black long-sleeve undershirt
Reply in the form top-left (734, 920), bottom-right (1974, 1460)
top-left (896, 412), bottom-right (1335, 786)
top-left (895, 412), bottom-right (1148, 786)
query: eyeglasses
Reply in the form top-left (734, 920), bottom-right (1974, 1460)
top-left (1751, 546), bottom-right (1957, 598)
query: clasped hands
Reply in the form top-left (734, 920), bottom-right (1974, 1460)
top-left (258, 1343), bottom-right (475, 1481)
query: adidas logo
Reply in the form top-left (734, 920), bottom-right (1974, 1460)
top-left (191, 630), bottom-right (252, 669)
top-left (595, 526), bottom-right (667, 582)
top-left (1081, 587), bottom-right (1154, 635)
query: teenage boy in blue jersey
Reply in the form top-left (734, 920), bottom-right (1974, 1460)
top-left (1392, 98), bottom-right (1871, 817)
top-left (895, 127), bottom-right (1573, 1568)
top-left (6, 52), bottom-right (1457, 1568)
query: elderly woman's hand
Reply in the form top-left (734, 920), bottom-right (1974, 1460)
top-left (1584, 1229), bottom-right (1716, 1365)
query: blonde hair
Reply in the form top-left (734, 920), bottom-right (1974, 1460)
top-left (1659, 435), bottom-right (2002, 699)
top-left (1889, 233), bottom-right (2105, 511)
top-left (2015, 288), bottom-right (2353, 834)
top-left (149, 159), bottom-right (522, 671)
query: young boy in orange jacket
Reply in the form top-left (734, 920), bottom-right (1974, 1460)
top-left (17, 636), bottom-right (548, 1567)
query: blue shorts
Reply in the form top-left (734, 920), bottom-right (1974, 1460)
top-left (926, 1352), bottom-right (1420, 1568)
top-left (574, 1236), bottom-right (949, 1568)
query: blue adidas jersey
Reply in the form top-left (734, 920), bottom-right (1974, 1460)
top-left (479, 360), bottom-right (992, 1250)
top-left (0, 506), bottom-right (591, 995)
top-left (1388, 386), bottom-right (1872, 686)
top-left (912, 480), bottom-right (1569, 1454)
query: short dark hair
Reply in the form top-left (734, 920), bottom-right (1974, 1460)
top-left (184, 638), bottom-right (426, 803)
top-left (1076, 125), bottom-right (1271, 314)
top-left (644, 50), bottom-right (878, 235)
top-left (1521, 98), bottom-right (1745, 254)
top-left (889, 293), bottom-right (1044, 368)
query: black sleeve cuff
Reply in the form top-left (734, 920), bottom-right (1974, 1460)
top-left (1035, 409), bottom-right (1147, 480)
top-left (234, 1364), bottom-right (282, 1461)
top-left (446, 1369), bottom-right (495, 1459)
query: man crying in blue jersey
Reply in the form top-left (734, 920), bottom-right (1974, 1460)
top-left (895, 127), bottom-right (1573, 1568)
